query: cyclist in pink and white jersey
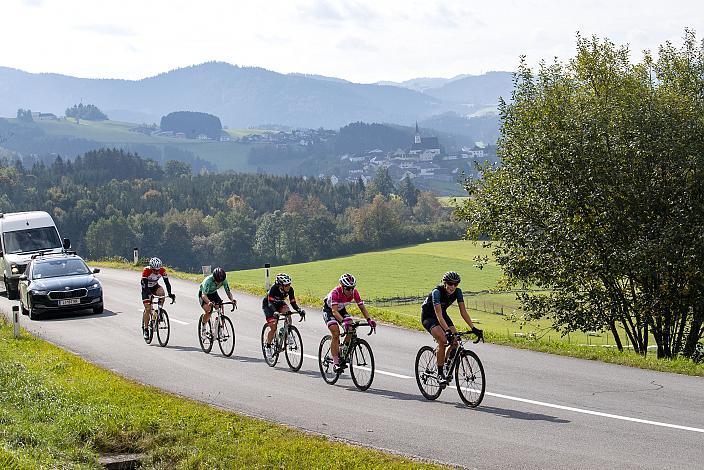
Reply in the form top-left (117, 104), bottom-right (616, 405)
top-left (322, 273), bottom-right (376, 371)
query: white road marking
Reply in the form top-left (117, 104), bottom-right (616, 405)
top-left (170, 318), bottom-right (190, 325)
top-left (484, 391), bottom-right (704, 434)
top-left (301, 353), bottom-right (412, 379)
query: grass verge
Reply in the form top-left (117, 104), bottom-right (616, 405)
top-left (92, 259), bottom-right (704, 377)
top-left (0, 316), bottom-right (441, 469)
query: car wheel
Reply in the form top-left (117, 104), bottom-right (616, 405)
top-left (20, 303), bottom-right (29, 316)
top-left (93, 303), bottom-right (104, 315)
top-left (28, 307), bottom-right (41, 321)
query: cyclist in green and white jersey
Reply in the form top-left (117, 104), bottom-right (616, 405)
top-left (198, 267), bottom-right (237, 334)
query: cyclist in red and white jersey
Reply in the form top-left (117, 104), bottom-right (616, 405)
top-left (322, 273), bottom-right (376, 371)
top-left (141, 257), bottom-right (175, 339)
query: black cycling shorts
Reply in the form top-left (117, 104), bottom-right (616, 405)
top-left (141, 284), bottom-right (162, 302)
top-left (421, 308), bottom-right (454, 333)
top-left (198, 291), bottom-right (222, 307)
top-left (322, 301), bottom-right (351, 326)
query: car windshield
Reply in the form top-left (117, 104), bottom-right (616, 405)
top-left (3, 227), bottom-right (61, 254)
top-left (32, 259), bottom-right (90, 279)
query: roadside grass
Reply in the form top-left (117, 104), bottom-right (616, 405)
top-left (0, 317), bottom-right (442, 469)
top-left (94, 240), bottom-right (704, 377)
top-left (437, 196), bottom-right (469, 208)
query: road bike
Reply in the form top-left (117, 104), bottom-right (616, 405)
top-left (143, 295), bottom-right (174, 347)
top-left (415, 330), bottom-right (485, 407)
top-left (260, 309), bottom-right (305, 371)
top-left (198, 301), bottom-right (236, 356)
top-left (318, 320), bottom-right (376, 391)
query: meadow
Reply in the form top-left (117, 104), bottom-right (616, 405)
top-left (0, 318), bottom-right (441, 469)
top-left (35, 119), bottom-right (265, 172)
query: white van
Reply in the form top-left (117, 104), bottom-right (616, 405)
top-left (0, 211), bottom-right (70, 300)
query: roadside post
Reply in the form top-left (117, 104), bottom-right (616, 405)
top-left (133, 247), bottom-right (139, 265)
top-left (264, 263), bottom-right (271, 291)
top-left (12, 305), bottom-right (19, 338)
top-left (202, 265), bottom-right (212, 276)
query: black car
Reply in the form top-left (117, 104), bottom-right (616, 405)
top-left (18, 253), bottom-right (103, 320)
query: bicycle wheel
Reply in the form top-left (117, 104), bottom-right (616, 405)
top-left (218, 315), bottom-right (236, 357)
top-left (455, 350), bottom-right (486, 408)
top-left (198, 314), bottom-right (213, 353)
top-left (349, 339), bottom-right (375, 391)
top-left (415, 346), bottom-right (442, 400)
top-left (156, 309), bottom-right (170, 347)
top-left (261, 323), bottom-right (279, 367)
top-left (284, 325), bottom-right (304, 372)
top-left (318, 335), bottom-right (340, 385)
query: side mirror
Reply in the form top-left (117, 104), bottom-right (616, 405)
top-left (19, 274), bottom-right (27, 281)
top-left (62, 238), bottom-right (71, 249)
top-left (92, 268), bottom-right (100, 274)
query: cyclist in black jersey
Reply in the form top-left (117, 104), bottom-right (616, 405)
top-left (421, 271), bottom-right (482, 385)
top-left (262, 273), bottom-right (305, 354)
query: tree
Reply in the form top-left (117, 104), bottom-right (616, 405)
top-left (16, 108), bottom-right (33, 122)
top-left (458, 31), bottom-right (704, 359)
top-left (398, 175), bottom-right (419, 207)
top-left (413, 191), bottom-right (442, 224)
top-left (160, 111), bottom-right (222, 139)
top-left (84, 215), bottom-right (136, 259)
top-left (65, 103), bottom-right (108, 121)
top-left (367, 167), bottom-right (395, 198)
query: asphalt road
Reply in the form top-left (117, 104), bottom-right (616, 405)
top-left (2, 268), bottom-right (703, 469)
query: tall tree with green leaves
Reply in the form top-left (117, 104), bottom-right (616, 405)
top-left (458, 31), bottom-right (704, 359)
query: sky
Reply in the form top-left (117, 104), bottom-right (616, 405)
top-left (0, 0), bottom-right (701, 83)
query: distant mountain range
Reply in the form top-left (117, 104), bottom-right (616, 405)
top-left (0, 62), bottom-right (512, 130)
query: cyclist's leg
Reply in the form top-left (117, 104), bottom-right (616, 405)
top-left (154, 285), bottom-right (165, 307)
top-left (263, 305), bottom-right (278, 345)
top-left (446, 314), bottom-right (458, 359)
top-left (199, 291), bottom-right (213, 327)
top-left (429, 325), bottom-right (448, 369)
top-left (324, 306), bottom-right (342, 363)
top-left (141, 286), bottom-right (151, 329)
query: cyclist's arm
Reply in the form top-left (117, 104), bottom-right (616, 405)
top-left (163, 276), bottom-right (173, 296)
top-left (458, 302), bottom-right (476, 329)
top-left (354, 290), bottom-right (371, 320)
top-left (288, 287), bottom-right (300, 311)
top-left (455, 289), bottom-right (475, 329)
top-left (223, 280), bottom-right (236, 305)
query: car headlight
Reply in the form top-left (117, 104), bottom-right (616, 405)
top-left (30, 289), bottom-right (48, 296)
top-left (88, 283), bottom-right (101, 290)
top-left (11, 264), bottom-right (19, 274)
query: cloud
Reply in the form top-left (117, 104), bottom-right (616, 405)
top-left (75, 24), bottom-right (135, 37)
top-left (336, 36), bottom-right (378, 52)
top-left (298, 0), bottom-right (379, 26)
top-left (22, 0), bottom-right (44, 6)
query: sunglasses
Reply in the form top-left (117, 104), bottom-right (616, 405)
top-left (343, 286), bottom-right (355, 291)
top-left (446, 282), bottom-right (459, 287)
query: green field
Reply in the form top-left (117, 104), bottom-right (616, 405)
top-left (232, 240), bottom-right (502, 300)
top-left (34, 119), bottom-right (267, 172)
top-left (0, 318), bottom-right (441, 469)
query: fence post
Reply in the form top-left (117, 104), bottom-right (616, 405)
top-left (133, 247), bottom-right (139, 265)
top-left (12, 305), bottom-right (20, 338)
top-left (264, 263), bottom-right (271, 291)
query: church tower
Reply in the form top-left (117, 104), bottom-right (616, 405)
top-left (414, 121), bottom-right (421, 144)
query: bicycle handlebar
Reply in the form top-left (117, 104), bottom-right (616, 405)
top-left (150, 295), bottom-right (175, 305)
top-left (344, 321), bottom-right (376, 336)
top-left (277, 310), bottom-right (306, 322)
top-left (457, 330), bottom-right (484, 344)
top-left (213, 301), bottom-right (236, 312)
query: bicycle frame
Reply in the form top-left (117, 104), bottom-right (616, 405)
top-left (338, 321), bottom-right (374, 364)
top-left (272, 311), bottom-right (304, 352)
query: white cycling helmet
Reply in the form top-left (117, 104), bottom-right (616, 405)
top-left (149, 257), bottom-right (162, 270)
top-left (339, 273), bottom-right (356, 288)
top-left (275, 273), bottom-right (292, 285)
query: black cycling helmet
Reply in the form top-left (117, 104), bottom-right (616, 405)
top-left (442, 271), bottom-right (461, 284)
top-left (213, 267), bottom-right (226, 283)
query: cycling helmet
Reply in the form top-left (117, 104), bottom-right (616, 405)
top-left (213, 267), bottom-right (226, 283)
top-left (276, 273), bottom-right (292, 285)
top-left (442, 271), bottom-right (461, 284)
top-left (149, 257), bottom-right (162, 270)
top-left (339, 273), bottom-right (356, 288)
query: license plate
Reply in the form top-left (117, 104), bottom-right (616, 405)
top-left (58, 298), bottom-right (80, 306)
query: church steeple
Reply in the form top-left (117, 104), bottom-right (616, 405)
top-left (414, 121), bottom-right (421, 144)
